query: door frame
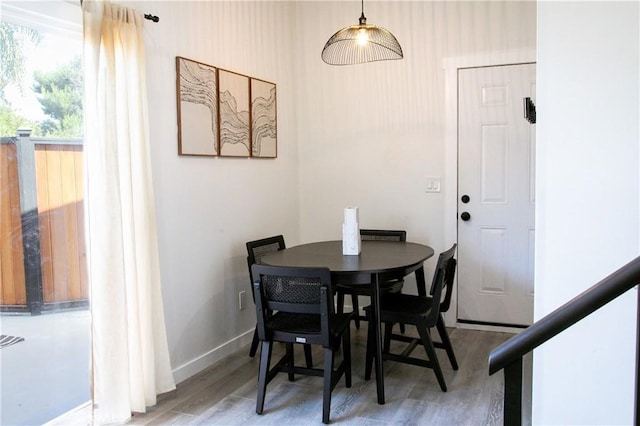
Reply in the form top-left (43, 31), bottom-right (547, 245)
top-left (442, 49), bottom-right (536, 330)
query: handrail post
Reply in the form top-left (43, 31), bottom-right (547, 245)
top-left (635, 286), bottom-right (639, 426)
top-left (490, 258), bottom-right (640, 425)
top-left (503, 357), bottom-right (523, 426)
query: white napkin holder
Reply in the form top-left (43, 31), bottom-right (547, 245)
top-left (342, 207), bottom-right (361, 255)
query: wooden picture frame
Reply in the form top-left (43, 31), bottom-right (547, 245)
top-left (218, 69), bottom-right (250, 157)
top-left (176, 56), bottom-right (219, 156)
top-left (250, 78), bottom-right (277, 158)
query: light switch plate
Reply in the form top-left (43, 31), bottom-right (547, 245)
top-left (425, 176), bottom-right (441, 193)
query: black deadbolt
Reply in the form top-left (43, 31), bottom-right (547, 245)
top-left (461, 195), bottom-right (470, 203)
top-left (460, 212), bottom-right (471, 221)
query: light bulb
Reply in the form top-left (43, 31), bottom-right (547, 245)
top-left (356, 28), bottom-right (369, 46)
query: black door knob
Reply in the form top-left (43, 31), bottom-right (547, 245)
top-left (461, 195), bottom-right (470, 203)
top-left (460, 212), bottom-right (471, 221)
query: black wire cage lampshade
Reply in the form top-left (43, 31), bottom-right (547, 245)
top-left (321, 0), bottom-right (403, 66)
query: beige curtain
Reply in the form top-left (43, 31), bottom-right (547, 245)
top-left (82, 1), bottom-right (175, 423)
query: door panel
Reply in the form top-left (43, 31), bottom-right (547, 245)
top-left (457, 63), bottom-right (536, 327)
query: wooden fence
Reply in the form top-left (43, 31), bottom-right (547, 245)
top-left (0, 129), bottom-right (87, 314)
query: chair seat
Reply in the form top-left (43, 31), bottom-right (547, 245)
top-left (336, 279), bottom-right (404, 296)
top-left (377, 293), bottom-right (435, 321)
top-left (336, 279), bottom-right (405, 331)
top-left (267, 311), bottom-right (353, 338)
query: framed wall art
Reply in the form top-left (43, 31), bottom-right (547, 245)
top-left (176, 56), bottom-right (219, 156)
top-left (250, 78), bottom-right (277, 158)
top-left (218, 69), bottom-right (250, 157)
top-left (176, 56), bottom-right (277, 159)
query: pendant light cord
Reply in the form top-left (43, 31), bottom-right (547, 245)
top-left (359, 0), bottom-right (366, 25)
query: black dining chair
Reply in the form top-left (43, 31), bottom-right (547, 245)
top-left (336, 229), bottom-right (407, 329)
top-left (246, 236), bottom-right (313, 368)
top-left (364, 244), bottom-right (458, 392)
top-left (251, 264), bottom-right (354, 424)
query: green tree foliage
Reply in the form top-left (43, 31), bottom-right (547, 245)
top-left (0, 21), bottom-right (82, 138)
top-left (33, 56), bottom-right (83, 137)
top-left (0, 21), bottom-right (41, 137)
top-left (0, 104), bottom-right (37, 136)
top-left (0, 22), bottom-right (40, 102)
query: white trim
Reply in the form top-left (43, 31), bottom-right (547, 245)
top-left (457, 321), bottom-right (523, 335)
top-left (1, 1), bottom-right (81, 38)
top-left (171, 328), bottom-right (255, 384)
top-left (442, 50), bottom-right (537, 328)
top-left (43, 401), bottom-right (91, 426)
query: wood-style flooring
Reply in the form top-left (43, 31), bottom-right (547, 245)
top-left (120, 325), bottom-right (513, 425)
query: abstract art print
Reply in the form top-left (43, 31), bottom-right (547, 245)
top-left (250, 78), bottom-right (277, 158)
top-left (218, 69), bottom-right (250, 157)
top-left (176, 56), bottom-right (218, 156)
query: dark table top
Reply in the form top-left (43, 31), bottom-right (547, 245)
top-left (260, 240), bottom-right (434, 283)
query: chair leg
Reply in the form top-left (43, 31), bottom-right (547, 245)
top-left (286, 343), bottom-right (295, 381)
top-left (249, 326), bottom-right (260, 357)
top-left (337, 291), bottom-right (345, 314)
top-left (343, 327), bottom-right (352, 388)
top-left (399, 322), bottom-right (406, 334)
top-left (256, 340), bottom-right (273, 415)
top-left (416, 323), bottom-right (447, 392)
top-left (364, 310), bottom-right (375, 381)
top-left (304, 344), bottom-right (313, 368)
top-left (322, 348), bottom-right (335, 424)
top-left (383, 321), bottom-right (393, 353)
top-left (436, 314), bottom-right (458, 370)
top-left (397, 288), bottom-right (405, 333)
top-left (351, 293), bottom-right (360, 329)
top-left (390, 287), bottom-right (405, 334)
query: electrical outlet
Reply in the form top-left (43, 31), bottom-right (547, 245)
top-left (239, 291), bottom-right (246, 310)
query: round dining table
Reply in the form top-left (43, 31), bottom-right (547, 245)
top-left (260, 239), bottom-right (435, 404)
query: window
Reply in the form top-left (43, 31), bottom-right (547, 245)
top-left (0, 2), bottom-right (88, 424)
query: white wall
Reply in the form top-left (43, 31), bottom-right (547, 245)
top-left (126, 0), bottom-right (536, 385)
top-left (535, 1), bottom-right (639, 424)
top-left (128, 1), bottom-right (302, 381)
top-left (295, 0), bottom-right (536, 284)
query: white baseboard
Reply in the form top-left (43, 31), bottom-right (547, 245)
top-left (44, 330), bottom-right (256, 425)
top-left (171, 328), bottom-right (255, 384)
top-left (344, 302), bottom-right (524, 337)
top-left (43, 401), bottom-right (91, 425)
top-left (456, 322), bottom-right (523, 334)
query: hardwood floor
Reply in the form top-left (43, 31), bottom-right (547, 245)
top-left (123, 325), bottom-right (512, 425)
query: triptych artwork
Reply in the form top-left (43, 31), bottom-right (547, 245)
top-left (176, 56), bottom-right (277, 158)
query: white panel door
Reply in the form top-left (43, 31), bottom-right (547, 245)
top-left (457, 63), bottom-right (536, 327)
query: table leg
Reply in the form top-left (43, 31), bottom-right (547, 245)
top-left (372, 273), bottom-right (385, 404)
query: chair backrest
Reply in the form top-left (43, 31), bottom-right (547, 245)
top-left (427, 244), bottom-right (457, 324)
top-left (360, 230), bottom-right (407, 285)
top-left (360, 229), bottom-right (407, 242)
top-left (251, 264), bottom-right (333, 345)
top-left (246, 235), bottom-right (286, 281)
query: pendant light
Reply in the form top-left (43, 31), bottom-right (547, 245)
top-left (321, 0), bottom-right (403, 66)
